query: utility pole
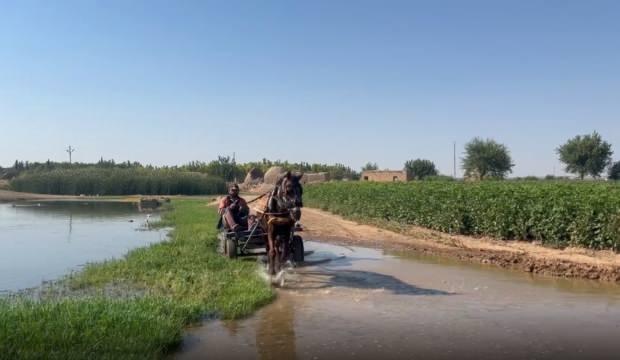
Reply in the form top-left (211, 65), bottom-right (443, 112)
top-left (66, 146), bottom-right (76, 164)
top-left (232, 152), bottom-right (237, 184)
top-left (453, 141), bottom-right (457, 178)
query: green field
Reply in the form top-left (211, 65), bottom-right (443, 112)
top-left (0, 200), bottom-right (273, 359)
top-left (305, 181), bottom-right (620, 250)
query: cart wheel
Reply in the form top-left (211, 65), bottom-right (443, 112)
top-left (225, 238), bottom-right (237, 259)
top-left (292, 235), bottom-right (304, 263)
top-left (217, 233), bottom-right (226, 255)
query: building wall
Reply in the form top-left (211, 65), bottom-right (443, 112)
top-left (361, 170), bottom-right (408, 182)
top-left (301, 172), bottom-right (330, 184)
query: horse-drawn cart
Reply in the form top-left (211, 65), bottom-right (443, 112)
top-left (218, 171), bottom-right (305, 276)
top-left (217, 212), bottom-right (304, 263)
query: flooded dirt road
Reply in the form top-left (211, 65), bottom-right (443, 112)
top-left (177, 241), bottom-right (620, 360)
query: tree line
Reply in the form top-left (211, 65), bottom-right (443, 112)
top-left (363, 131), bottom-right (619, 181)
top-left (181, 157), bottom-right (360, 181)
top-left (3, 131), bottom-right (618, 185)
top-left (1, 157), bottom-right (361, 185)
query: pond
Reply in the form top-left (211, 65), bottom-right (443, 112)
top-left (0, 201), bottom-right (168, 292)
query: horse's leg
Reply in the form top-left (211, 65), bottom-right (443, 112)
top-left (267, 222), bottom-right (276, 276)
top-left (273, 234), bottom-right (281, 275)
top-left (280, 230), bottom-right (290, 265)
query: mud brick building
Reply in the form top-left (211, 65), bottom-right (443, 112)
top-left (361, 170), bottom-right (409, 182)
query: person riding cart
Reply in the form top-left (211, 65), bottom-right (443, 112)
top-left (218, 184), bottom-right (249, 233)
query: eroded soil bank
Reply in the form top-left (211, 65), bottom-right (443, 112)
top-left (301, 207), bottom-right (620, 282)
top-left (177, 241), bottom-right (620, 360)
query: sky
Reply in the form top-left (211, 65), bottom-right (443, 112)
top-left (1, 0), bottom-right (618, 177)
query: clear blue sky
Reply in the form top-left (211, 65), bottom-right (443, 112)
top-left (1, 0), bottom-right (618, 177)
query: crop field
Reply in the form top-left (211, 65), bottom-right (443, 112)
top-left (305, 181), bottom-right (620, 251)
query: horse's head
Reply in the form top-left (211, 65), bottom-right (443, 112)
top-left (277, 171), bottom-right (303, 221)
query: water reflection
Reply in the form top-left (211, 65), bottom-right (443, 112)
top-left (0, 202), bottom-right (165, 292)
top-left (256, 294), bottom-right (297, 360)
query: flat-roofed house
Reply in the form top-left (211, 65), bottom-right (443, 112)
top-left (361, 170), bottom-right (409, 182)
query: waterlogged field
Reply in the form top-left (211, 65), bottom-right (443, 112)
top-left (0, 200), bottom-right (273, 359)
top-left (305, 181), bottom-right (620, 250)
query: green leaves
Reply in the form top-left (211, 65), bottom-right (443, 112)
top-left (404, 159), bottom-right (438, 180)
top-left (306, 181), bottom-right (620, 251)
top-left (557, 132), bottom-right (613, 179)
top-left (462, 138), bottom-right (514, 180)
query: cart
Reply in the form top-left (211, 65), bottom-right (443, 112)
top-left (217, 212), bottom-right (304, 263)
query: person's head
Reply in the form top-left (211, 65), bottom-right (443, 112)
top-left (228, 184), bottom-right (240, 197)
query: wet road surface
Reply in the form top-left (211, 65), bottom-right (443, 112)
top-left (177, 241), bottom-right (620, 360)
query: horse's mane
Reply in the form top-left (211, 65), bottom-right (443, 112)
top-left (250, 172), bottom-right (302, 215)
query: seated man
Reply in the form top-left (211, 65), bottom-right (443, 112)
top-left (218, 184), bottom-right (249, 232)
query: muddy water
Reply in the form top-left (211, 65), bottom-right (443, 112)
top-left (177, 241), bottom-right (620, 360)
top-left (0, 201), bottom-right (167, 292)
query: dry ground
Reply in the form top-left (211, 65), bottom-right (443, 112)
top-left (0, 189), bottom-right (76, 202)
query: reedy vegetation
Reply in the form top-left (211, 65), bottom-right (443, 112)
top-left (305, 181), bottom-right (620, 251)
top-left (0, 201), bottom-right (274, 359)
top-left (10, 168), bottom-right (226, 195)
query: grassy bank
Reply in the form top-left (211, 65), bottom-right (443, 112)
top-left (305, 181), bottom-right (620, 250)
top-left (10, 168), bottom-right (226, 195)
top-left (0, 200), bottom-right (273, 359)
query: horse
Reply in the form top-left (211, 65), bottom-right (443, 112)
top-left (255, 171), bottom-right (303, 277)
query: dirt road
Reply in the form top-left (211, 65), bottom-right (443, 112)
top-left (299, 207), bottom-right (620, 282)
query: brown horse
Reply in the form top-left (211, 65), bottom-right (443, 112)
top-left (255, 171), bottom-right (303, 277)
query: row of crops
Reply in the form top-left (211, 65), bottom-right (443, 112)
top-left (304, 181), bottom-right (620, 250)
top-left (10, 168), bottom-right (227, 195)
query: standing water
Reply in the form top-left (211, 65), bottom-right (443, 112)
top-left (178, 241), bottom-right (620, 360)
top-left (0, 201), bottom-right (167, 292)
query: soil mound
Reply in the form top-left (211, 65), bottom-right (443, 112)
top-left (264, 166), bottom-right (287, 185)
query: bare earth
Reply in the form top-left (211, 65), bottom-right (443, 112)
top-left (0, 189), bottom-right (76, 202)
top-left (300, 207), bottom-right (620, 283)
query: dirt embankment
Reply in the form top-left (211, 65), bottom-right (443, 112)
top-left (300, 207), bottom-right (620, 283)
top-left (0, 189), bottom-right (78, 202)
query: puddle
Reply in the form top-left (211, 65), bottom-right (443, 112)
top-left (176, 241), bottom-right (620, 360)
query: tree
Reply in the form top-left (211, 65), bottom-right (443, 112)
top-left (462, 138), bottom-right (514, 180)
top-left (557, 132), bottom-right (613, 179)
top-left (361, 162), bottom-right (379, 171)
top-left (404, 159), bottom-right (438, 180)
top-left (609, 161), bottom-right (620, 181)
top-left (205, 156), bottom-right (245, 182)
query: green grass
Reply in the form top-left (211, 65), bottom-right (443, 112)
top-left (0, 200), bottom-right (274, 359)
